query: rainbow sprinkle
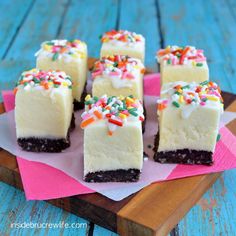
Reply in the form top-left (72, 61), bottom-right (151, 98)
top-left (14, 68), bottom-right (72, 94)
top-left (35, 39), bottom-right (86, 61)
top-left (157, 46), bottom-right (206, 66)
top-left (157, 81), bottom-right (224, 118)
top-left (100, 30), bottom-right (144, 44)
top-left (80, 95), bottom-right (145, 136)
top-left (92, 55), bottom-right (145, 80)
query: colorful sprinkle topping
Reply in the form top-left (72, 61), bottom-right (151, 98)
top-left (92, 55), bottom-right (145, 80)
top-left (157, 46), bottom-right (206, 66)
top-left (35, 39), bottom-right (86, 61)
top-left (157, 81), bottom-right (224, 118)
top-left (15, 68), bottom-right (72, 93)
top-left (100, 30), bottom-right (144, 44)
top-left (80, 95), bottom-right (144, 136)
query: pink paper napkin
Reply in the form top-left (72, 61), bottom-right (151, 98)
top-left (2, 74), bottom-right (236, 201)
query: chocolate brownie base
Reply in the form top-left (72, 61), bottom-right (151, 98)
top-left (153, 132), bottom-right (213, 165)
top-left (84, 169), bottom-right (141, 182)
top-left (17, 113), bottom-right (76, 153)
top-left (17, 135), bottom-right (71, 153)
top-left (73, 82), bottom-right (87, 111)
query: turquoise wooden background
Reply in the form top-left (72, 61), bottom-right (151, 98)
top-left (0, 0), bottom-right (236, 235)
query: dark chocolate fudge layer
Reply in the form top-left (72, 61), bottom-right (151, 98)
top-left (17, 113), bottom-right (76, 153)
top-left (84, 169), bottom-right (141, 182)
top-left (153, 132), bottom-right (213, 165)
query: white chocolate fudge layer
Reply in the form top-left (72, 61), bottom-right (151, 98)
top-left (157, 46), bottom-right (209, 84)
top-left (80, 95), bottom-right (144, 176)
top-left (15, 69), bottom-right (73, 139)
top-left (35, 39), bottom-right (87, 102)
top-left (157, 81), bottom-right (224, 153)
top-left (92, 55), bottom-right (145, 101)
top-left (100, 30), bottom-right (145, 62)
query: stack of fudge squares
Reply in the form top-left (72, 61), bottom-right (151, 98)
top-left (14, 31), bottom-right (224, 183)
top-left (14, 30), bottom-right (146, 182)
top-left (154, 45), bottom-right (224, 165)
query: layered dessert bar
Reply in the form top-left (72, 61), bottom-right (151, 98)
top-left (100, 30), bottom-right (145, 62)
top-left (81, 95), bottom-right (145, 182)
top-left (154, 81), bottom-right (224, 165)
top-left (92, 55), bottom-right (145, 101)
top-left (35, 39), bottom-right (87, 110)
top-left (15, 69), bottom-right (74, 152)
top-left (157, 46), bottom-right (209, 84)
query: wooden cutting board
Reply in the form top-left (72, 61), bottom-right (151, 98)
top-left (0, 59), bottom-right (235, 236)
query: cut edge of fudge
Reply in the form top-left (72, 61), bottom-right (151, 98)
top-left (153, 131), bottom-right (213, 165)
top-left (154, 80), bottom-right (224, 166)
top-left (81, 95), bottom-right (145, 182)
top-left (84, 169), bottom-right (141, 183)
top-left (15, 69), bottom-right (74, 153)
top-left (35, 39), bottom-right (88, 104)
top-left (17, 113), bottom-right (75, 153)
top-left (100, 30), bottom-right (145, 62)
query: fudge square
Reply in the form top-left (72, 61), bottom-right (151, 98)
top-left (92, 55), bottom-right (145, 101)
top-left (15, 69), bottom-right (74, 153)
top-left (100, 30), bottom-right (145, 62)
top-left (154, 81), bottom-right (224, 165)
top-left (157, 46), bottom-right (209, 84)
top-left (80, 95), bottom-right (145, 182)
top-left (35, 39), bottom-right (87, 109)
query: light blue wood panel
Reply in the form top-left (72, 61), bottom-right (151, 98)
top-left (119, 0), bottom-right (160, 69)
top-left (178, 170), bottom-right (236, 235)
top-left (93, 225), bottom-right (117, 236)
top-left (158, 0), bottom-right (236, 94)
top-left (0, 0), bottom-right (34, 59)
top-left (0, 181), bottom-right (89, 235)
top-left (5, 0), bottom-right (69, 61)
top-left (58, 0), bottom-right (119, 59)
top-left (0, 60), bottom-right (34, 102)
top-left (206, 0), bottom-right (236, 93)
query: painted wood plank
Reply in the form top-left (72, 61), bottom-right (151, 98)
top-left (0, 0), bottom-right (34, 59)
top-left (0, 60), bottom-right (33, 102)
top-left (158, 0), bottom-right (236, 94)
top-left (59, 0), bottom-right (118, 59)
top-left (5, 0), bottom-right (69, 61)
top-left (178, 170), bottom-right (236, 236)
top-left (93, 225), bottom-right (118, 236)
top-left (119, 0), bottom-right (160, 69)
top-left (206, 0), bottom-right (236, 93)
top-left (0, 182), bottom-right (89, 236)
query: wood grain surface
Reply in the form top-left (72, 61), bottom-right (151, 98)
top-left (0, 0), bottom-right (236, 235)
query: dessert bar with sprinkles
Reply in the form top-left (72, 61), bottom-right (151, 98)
top-left (100, 30), bottom-right (145, 62)
top-left (81, 95), bottom-right (144, 182)
top-left (15, 68), bottom-right (75, 153)
top-left (91, 55), bottom-right (145, 101)
top-left (35, 39), bottom-right (88, 110)
top-left (157, 45), bottom-right (209, 84)
top-left (154, 80), bottom-right (224, 165)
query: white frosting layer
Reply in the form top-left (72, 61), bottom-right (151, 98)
top-left (15, 87), bottom-right (73, 139)
top-left (84, 120), bottom-right (143, 175)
